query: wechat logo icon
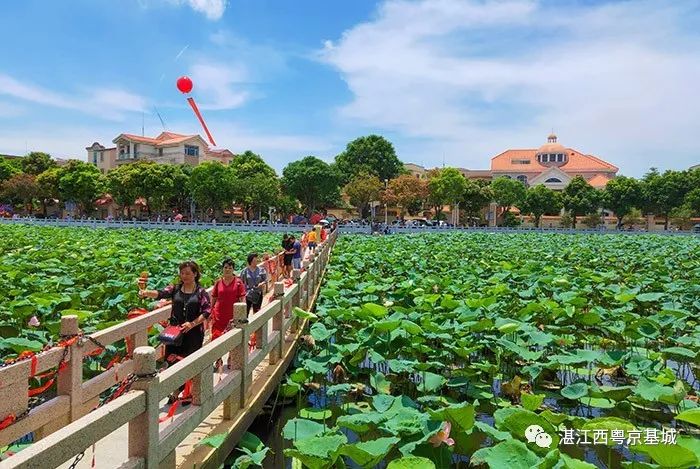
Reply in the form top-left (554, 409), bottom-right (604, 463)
top-left (525, 424), bottom-right (553, 448)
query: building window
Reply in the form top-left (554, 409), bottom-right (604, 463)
top-left (92, 151), bottom-right (98, 164)
top-left (185, 145), bottom-right (199, 157)
top-left (545, 178), bottom-right (563, 183)
top-left (158, 148), bottom-right (163, 157)
top-left (511, 159), bottom-right (531, 165)
top-left (100, 154), bottom-right (104, 162)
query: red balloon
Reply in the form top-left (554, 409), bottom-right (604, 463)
top-left (176, 76), bottom-right (193, 94)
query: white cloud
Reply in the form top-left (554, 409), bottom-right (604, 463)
top-left (319, 0), bottom-right (700, 175)
top-left (0, 73), bottom-right (147, 121)
top-left (0, 74), bottom-right (74, 109)
top-left (166, 0), bottom-right (227, 20)
top-left (0, 124), bottom-right (118, 160)
top-left (189, 62), bottom-right (251, 110)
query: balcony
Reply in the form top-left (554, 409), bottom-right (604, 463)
top-left (116, 152), bottom-right (148, 164)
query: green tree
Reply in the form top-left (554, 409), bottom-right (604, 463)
top-left (559, 211), bottom-right (574, 228)
top-left (335, 135), bottom-right (403, 184)
top-left (603, 176), bottom-right (641, 229)
top-left (229, 150), bottom-right (277, 179)
top-left (670, 206), bottom-right (695, 230)
top-left (427, 168), bottom-right (467, 220)
top-left (491, 177), bottom-right (526, 224)
top-left (36, 167), bottom-right (63, 215)
top-left (686, 188), bottom-right (700, 216)
top-left (137, 163), bottom-right (177, 215)
top-left (562, 176), bottom-right (600, 228)
top-left (0, 158), bottom-right (21, 183)
top-left (274, 194), bottom-right (300, 221)
top-left (640, 169), bottom-right (688, 229)
top-left (382, 174), bottom-right (429, 219)
top-left (461, 179), bottom-right (493, 225)
top-left (188, 162), bottom-right (234, 215)
top-left (581, 212), bottom-right (603, 229)
top-left (21, 152), bottom-right (57, 175)
top-left (58, 160), bottom-right (105, 215)
top-left (107, 163), bottom-right (141, 217)
top-left (522, 184), bottom-right (562, 227)
top-left (344, 172), bottom-right (383, 219)
top-left (622, 208), bottom-right (644, 229)
top-left (233, 174), bottom-right (281, 221)
top-left (167, 164), bottom-right (192, 215)
top-left (1, 173), bottom-right (39, 213)
top-left (684, 168), bottom-right (700, 215)
top-left (281, 156), bottom-right (341, 216)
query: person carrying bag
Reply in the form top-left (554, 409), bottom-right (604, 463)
top-left (241, 252), bottom-right (267, 319)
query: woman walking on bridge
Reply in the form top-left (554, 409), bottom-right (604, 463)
top-left (139, 261), bottom-right (212, 361)
top-left (210, 258), bottom-right (246, 340)
top-left (241, 253), bottom-right (267, 318)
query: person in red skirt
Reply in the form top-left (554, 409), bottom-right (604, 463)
top-left (211, 258), bottom-right (247, 342)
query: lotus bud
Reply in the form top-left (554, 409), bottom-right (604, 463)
top-left (28, 315), bottom-right (41, 327)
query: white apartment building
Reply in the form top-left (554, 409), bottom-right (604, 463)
top-left (87, 132), bottom-right (234, 173)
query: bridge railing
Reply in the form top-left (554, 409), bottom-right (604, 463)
top-left (0, 231), bottom-right (336, 468)
top-left (0, 218), bottom-right (317, 232)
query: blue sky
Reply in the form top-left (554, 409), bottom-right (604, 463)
top-left (1, 0), bottom-right (699, 177)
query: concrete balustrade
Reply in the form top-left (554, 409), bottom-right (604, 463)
top-left (0, 230), bottom-right (337, 469)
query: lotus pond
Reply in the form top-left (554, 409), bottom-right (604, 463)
top-left (0, 225), bottom-right (285, 360)
top-left (277, 232), bottom-right (700, 469)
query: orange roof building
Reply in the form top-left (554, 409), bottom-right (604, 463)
top-left (87, 132), bottom-right (236, 173)
top-left (490, 133), bottom-right (618, 190)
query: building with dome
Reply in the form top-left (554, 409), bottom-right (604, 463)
top-left (489, 133), bottom-right (618, 189)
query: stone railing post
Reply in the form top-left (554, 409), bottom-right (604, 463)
top-left (228, 303), bottom-right (247, 371)
top-left (302, 260), bottom-right (311, 308)
top-left (270, 282), bottom-right (285, 364)
top-left (128, 346), bottom-right (159, 468)
top-left (290, 269), bottom-right (301, 333)
top-left (255, 315), bottom-right (269, 353)
top-left (192, 365), bottom-right (213, 407)
top-left (230, 302), bottom-right (252, 408)
top-left (57, 315), bottom-right (83, 422)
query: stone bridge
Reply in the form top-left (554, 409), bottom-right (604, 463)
top-left (0, 231), bottom-right (336, 469)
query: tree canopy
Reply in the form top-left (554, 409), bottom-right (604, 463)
top-left (491, 177), bottom-right (526, 215)
top-left (562, 176), bottom-right (600, 228)
top-left (282, 156), bottom-right (341, 216)
top-left (335, 135), bottom-right (403, 184)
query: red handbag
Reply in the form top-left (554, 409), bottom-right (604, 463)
top-left (159, 325), bottom-right (184, 346)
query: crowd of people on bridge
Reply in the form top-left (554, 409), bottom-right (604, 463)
top-left (136, 225), bottom-right (329, 403)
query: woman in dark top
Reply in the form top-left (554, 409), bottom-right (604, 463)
top-left (282, 234), bottom-right (294, 278)
top-left (139, 260), bottom-right (212, 360)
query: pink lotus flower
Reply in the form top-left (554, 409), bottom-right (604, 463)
top-left (28, 316), bottom-right (41, 327)
top-left (429, 421), bottom-right (455, 447)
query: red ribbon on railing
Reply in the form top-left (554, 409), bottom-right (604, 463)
top-left (105, 355), bottom-right (122, 370)
top-left (28, 377), bottom-right (56, 397)
top-left (0, 414), bottom-right (16, 431)
top-left (30, 355), bottom-right (37, 378)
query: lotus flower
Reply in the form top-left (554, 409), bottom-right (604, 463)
top-left (429, 421), bottom-right (455, 447)
top-left (28, 315), bottom-right (41, 327)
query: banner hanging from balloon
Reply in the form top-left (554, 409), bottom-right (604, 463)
top-left (176, 76), bottom-right (217, 147)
